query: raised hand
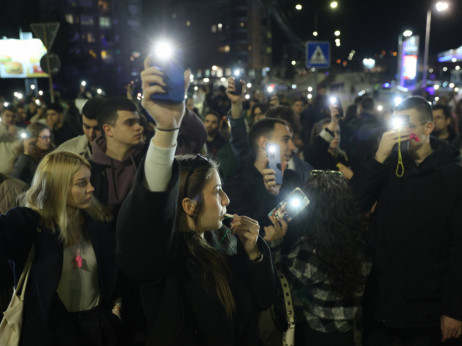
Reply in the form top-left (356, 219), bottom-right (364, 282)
top-left (140, 56), bottom-right (190, 130)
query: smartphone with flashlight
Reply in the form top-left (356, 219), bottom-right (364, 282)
top-left (150, 43), bottom-right (185, 104)
top-left (229, 78), bottom-right (242, 96)
top-left (391, 115), bottom-right (410, 151)
top-left (268, 187), bottom-right (310, 223)
top-left (266, 143), bottom-right (283, 185)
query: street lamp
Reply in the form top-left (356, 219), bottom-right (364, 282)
top-left (422, 1), bottom-right (449, 87)
top-left (330, 1), bottom-right (338, 9)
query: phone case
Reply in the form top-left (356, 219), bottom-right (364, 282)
top-left (268, 188), bottom-right (310, 223)
top-left (150, 50), bottom-right (184, 104)
top-left (267, 143), bottom-right (283, 185)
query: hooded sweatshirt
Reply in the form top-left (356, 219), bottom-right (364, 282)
top-left (90, 136), bottom-right (144, 207)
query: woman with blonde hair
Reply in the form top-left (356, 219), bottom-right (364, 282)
top-left (0, 151), bottom-right (121, 346)
top-left (12, 122), bottom-right (54, 184)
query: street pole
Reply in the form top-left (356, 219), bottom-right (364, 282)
top-left (422, 9), bottom-right (432, 87)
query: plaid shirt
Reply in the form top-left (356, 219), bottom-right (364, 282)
top-left (272, 237), bottom-right (370, 333)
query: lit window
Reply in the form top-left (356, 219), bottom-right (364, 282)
top-left (65, 14), bottom-right (74, 24)
top-left (100, 17), bottom-right (111, 28)
top-left (81, 15), bottom-right (94, 26)
top-left (211, 25), bottom-right (217, 33)
top-left (87, 33), bottom-right (95, 43)
top-left (218, 45), bottom-right (230, 53)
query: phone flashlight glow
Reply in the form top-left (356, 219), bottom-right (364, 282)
top-left (267, 144), bottom-right (277, 154)
top-left (153, 41), bottom-right (174, 60)
top-left (391, 117), bottom-right (404, 129)
top-left (20, 132), bottom-right (28, 139)
top-left (329, 96), bottom-right (337, 105)
top-left (290, 197), bottom-right (301, 209)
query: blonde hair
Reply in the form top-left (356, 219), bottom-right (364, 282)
top-left (23, 151), bottom-right (111, 246)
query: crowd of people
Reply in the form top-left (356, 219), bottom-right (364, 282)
top-left (0, 56), bottom-right (461, 346)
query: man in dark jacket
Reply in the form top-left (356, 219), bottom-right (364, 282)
top-left (223, 78), bottom-right (307, 231)
top-left (352, 96), bottom-right (462, 345)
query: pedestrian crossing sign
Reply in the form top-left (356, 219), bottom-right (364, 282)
top-left (306, 42), bottom-right (330, 68)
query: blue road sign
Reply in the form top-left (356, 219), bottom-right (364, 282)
top-left (306, 42), bottom-right (330, 68)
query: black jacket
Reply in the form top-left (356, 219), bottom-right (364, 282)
top-left (352, 138), bottom-right (462, 328)
top-left (116, 160), bottom-right (276, 345)
top-left (304, 133), bottom-right (349, 170)
top-left (224, 163), bottom-right (302, 229)
top-left (0, 207), bottom-right (118, 346)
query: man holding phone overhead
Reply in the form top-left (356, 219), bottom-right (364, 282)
top-left (224, 77), bottom-right (303, 232)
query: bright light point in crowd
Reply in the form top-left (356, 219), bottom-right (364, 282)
top-left (38, 90), bottom-right (43, 96)
top-left (313, 31), bottom-right (318, 37)
top-left (220, 77), bottom-right (226, 82)
top-left (16, 93), bottom-right (23, 99)
top-left (137, 93), bottom-right (142, 100)
top-left (456, 66), bottom-right (461, 71)
top-left (435, 1), bottom-right (449, 12)
top-left (450, 83), bottom-right (455, 88)
top-left (81, 81), bottom-right (86, 87)
top-left (295, 4), bottom-right (302, 10)
top-left (218, 23), bottom-right (223, 29)
top-left (267, 145), bottom-right (277, 153)
top-left (394, 96), bottom-right (403, 106)
top-left (247, 82), bottom-right (252, 88)
top-left (308, 86), bottom-right (313, 92)
top-left (434, 84), bottom-right (440, 90)
top-left (212, 65), bottom-right (217, 71)
top-left (291, 60), bottom-right (296, 66)
top-left (20, 132), bottom-right (27, 139)
top-left (3, 102), bottom-right (9, 107)
top-left (435, 97), bottom-right (440, 102)
top-left (203, 77), bottom-right (210, 83)
top-left (443, 67), bottom-right (448, 71)
top-left (154, 41), bottom-right (173, 60)
top-left (267, 86), bottom-right (274, 93)
top-left (391, 117), bottom-right (404, 129)
top-left (307, 94), bottom-right (313, 99)
top-left (194, 86), bottom-right (198, 91)
top-left (35, 99), bottom-right (40, 105)
top-left (329, 96), bottom-right (337, 104)
top-left (290, 197), bottom-right (301, 208)
top-left (334, 30), bottom-right (341, 36)
top-left (336, 42), bottom-right (341, 47)
top-left (233, 69), bottom-right (240, 77)
top-left (330, 1), bottom-right (338, 9)
top-left (292, 84), bottom-right (297, 89)
top-left (30, 84), bottom-right (36, 90)
top-left (190, 74), bottom-right (194, 82)
top-left (377, 105), bottom-right (384, 112)
top-left (455, 87), bottom-right (460, 92)
top-left (245, 94), bottom-right (250, 100)
top-left (97, 88), bottom-right (102, 94)
top-left (403, 30), bottom-right (413, 37)
top-left (452, 58), bottom-right (457, 63)
top-left (429, 68), bottom-right (434, 73)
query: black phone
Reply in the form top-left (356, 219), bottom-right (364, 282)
top-left (229, 78), bottom-right (242, 96)
top-left (150, 47), bottom-right (185, 104)
top-left (266, 143), bottom-right (283, 185)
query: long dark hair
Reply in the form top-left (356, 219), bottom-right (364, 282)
top-left (302, 173), bottom-right (367, 297)
top-left (176, 154), bottom-right (236, 319)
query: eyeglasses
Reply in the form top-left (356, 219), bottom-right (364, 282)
top-left (183, 154), bottom-right (210, 198)
top-left (39, 135), bottom-right (52, 140)
top-left (310, 169), bottom-right (344, 176)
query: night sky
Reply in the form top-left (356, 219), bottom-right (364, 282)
top-left (271, 0), bottom-right (462, 62)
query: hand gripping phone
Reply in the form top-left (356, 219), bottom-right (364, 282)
top-left (266, 143), bottom-right (283, 185)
